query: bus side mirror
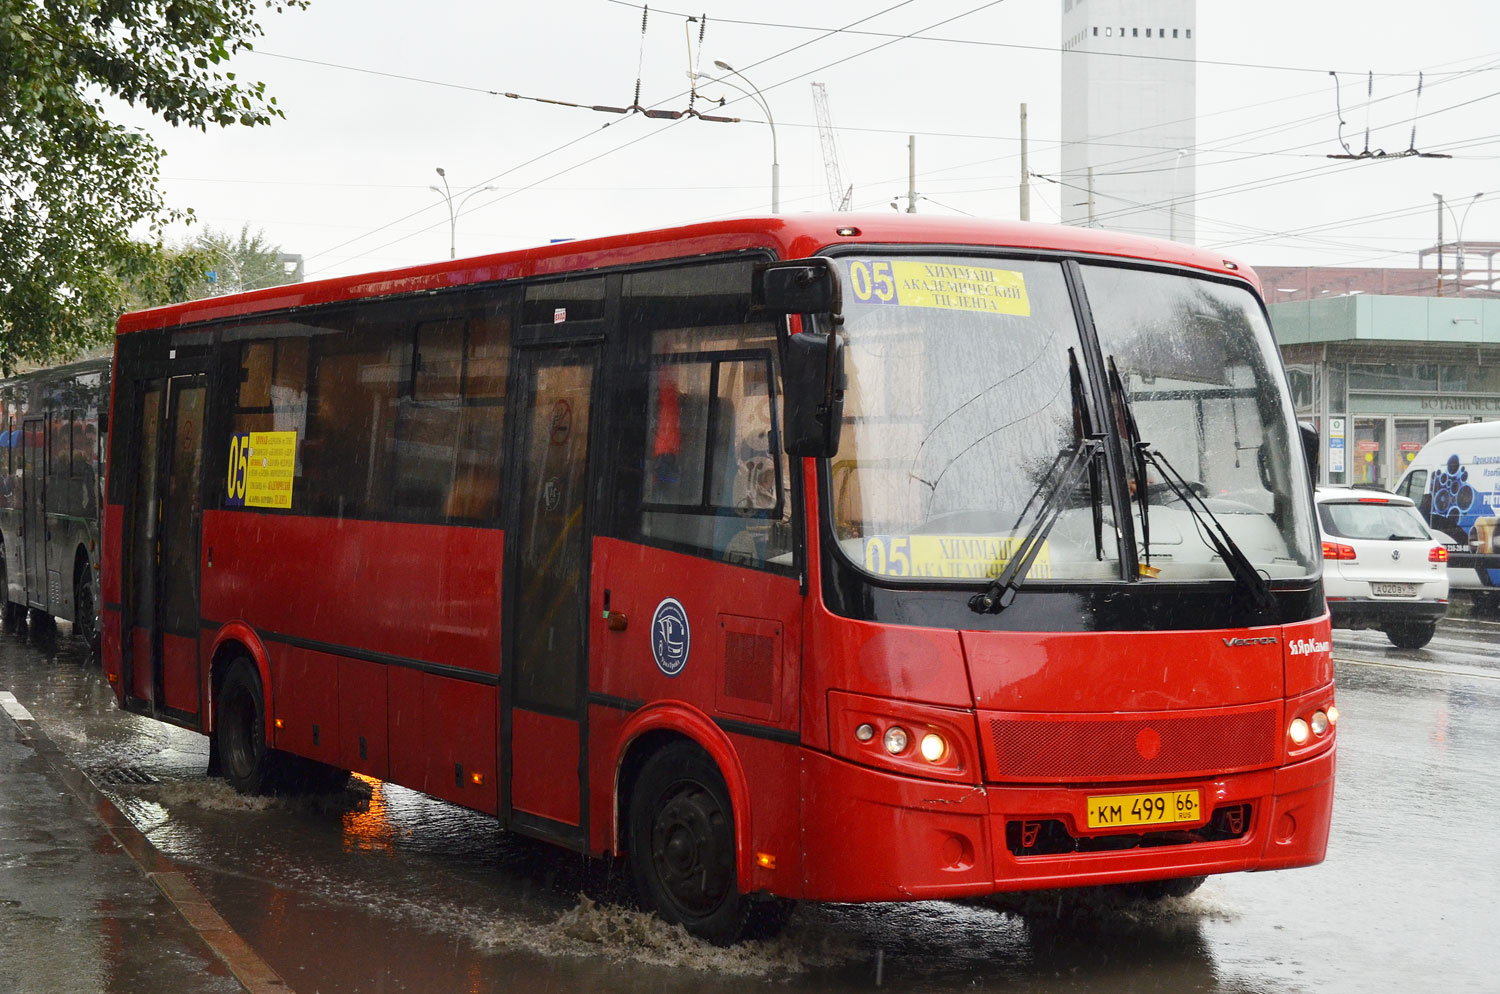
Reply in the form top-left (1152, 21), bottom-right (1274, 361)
top-left (753, 260), bottom-right (841, 317)
top-left (753, 259), bottom-right (846, 458)
top-left (783, 330), bottom-right (845, 458)
top-left (1299, 421), bottom-right (1319, 483)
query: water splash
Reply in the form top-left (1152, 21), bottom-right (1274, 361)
top-left (472, 895), bottom-right (857, 976)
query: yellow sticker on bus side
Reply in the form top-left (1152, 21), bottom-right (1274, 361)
top-left (227, 430), bottom-right (297, 509)
top-left (862, 535), bottom-right (1051, 580)
top-left (847, 260), bottom-right (1031, 316)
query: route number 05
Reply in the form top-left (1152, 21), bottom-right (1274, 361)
top-left (864, 536), bottom-right (911, 576)
top-left (226, 433), bottom-right (250, 503)
top-left (849, 261), bottom-right (896, 304)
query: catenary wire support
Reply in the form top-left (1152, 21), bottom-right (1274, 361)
top-left (685, 13), bottom-right (707, 115)
top-left (1326, 69), bottom-right (1451, 160)
top-left (507, 6), bottom-right (735, 122)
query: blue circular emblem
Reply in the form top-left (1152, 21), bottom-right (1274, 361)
top-left (650, 597), bottom-right (691, 677)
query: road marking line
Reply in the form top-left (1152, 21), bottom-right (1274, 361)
top-left (1336, 655), bottom-right (1500, 682)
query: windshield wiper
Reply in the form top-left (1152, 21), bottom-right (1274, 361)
top-left (1104, 354), bottom-right (1274, 614)
top-left (1106, 357), bottom-right (1153, 574)
top-left (970, 435), bottom-right (1103, 614)
top-left (971, 349), bottom-right (1104, 614)
top-left (1146, 448), bottom-right (1278, 615)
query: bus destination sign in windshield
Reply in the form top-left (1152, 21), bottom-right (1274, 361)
top-left (862, 535), bottom-right (1052, 580)
top-left (847, 261), bottom-right (1031, 316)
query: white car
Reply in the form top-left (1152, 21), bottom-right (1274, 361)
top-left (1316, 487), bottom-right (1449, 649)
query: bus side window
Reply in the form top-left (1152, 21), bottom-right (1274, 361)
top-left (305, 331), bottom-right (407, 519)
top-left (446, 310), bottom-right (509, 521)
top-left (228, 336), bottom-right (309, 506)
top-left (611, 260), bottom-right (793, 570)
top-left (634, 342), bottom-right (789, 567)
top-left (395, 318), bottom-right (464, 516)
top-left (392, 296), bottom-right (511, 523)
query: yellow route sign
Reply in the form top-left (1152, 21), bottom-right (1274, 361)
top-left (861, 535), bottom-right (1051, 580)
top-left (226, 431), bottom-right (297, 509)
top-left (847, 259), bottom-right (1031, 316)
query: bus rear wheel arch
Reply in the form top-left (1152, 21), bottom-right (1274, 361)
top-left (212, 655), bottom-right (349, 795)
top-left (625, 740), bottom-right (793, 944)
top-left (215, 657), bottom-right (279, 794)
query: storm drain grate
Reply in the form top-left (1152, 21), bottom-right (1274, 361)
top-left (92, 766), bottom-right (159, 786)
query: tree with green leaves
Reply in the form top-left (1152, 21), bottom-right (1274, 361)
top-left (195, 223), bottom-right (296, 296)
top-left (0, 0), bottom-right (309, 375)
top-left (120, 239), bottom-right (219, 313)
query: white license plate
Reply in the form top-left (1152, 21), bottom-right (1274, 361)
top-left (1371, 582), bottom-right (1418, 597)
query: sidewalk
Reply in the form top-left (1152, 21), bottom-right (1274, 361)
top-left (0, 691), bottom-right (268, 994)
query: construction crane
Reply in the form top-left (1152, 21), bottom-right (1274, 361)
top-left (811, 82), bottom-right (853, 211)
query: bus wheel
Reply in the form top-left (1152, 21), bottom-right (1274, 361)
top-left (73, 569), bottom-right (100, 652)
top-left (215, 660), bottom-right (282, 795)
top-left (627, 743), bottom-right (791, 945)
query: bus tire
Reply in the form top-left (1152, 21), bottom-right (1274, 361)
top-left (73, 564), bottom-right (100, 652)
top-left (215, 659), bottom-right (284, 795)
top-left (626, 742), bottom-right (791, 945)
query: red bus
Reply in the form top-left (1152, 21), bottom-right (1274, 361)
top-left (102, 215), bottom-right (1335, 943)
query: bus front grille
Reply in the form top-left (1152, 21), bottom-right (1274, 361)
top-left (984, 706), bottom-right (1280, 782)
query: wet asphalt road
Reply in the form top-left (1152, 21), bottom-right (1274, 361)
top-left (1, 617), bottom-right (1496, 994)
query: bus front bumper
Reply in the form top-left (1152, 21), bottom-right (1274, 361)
top-left (797, 745), bottom-right (1334, 903)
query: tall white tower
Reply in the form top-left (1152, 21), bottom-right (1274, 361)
top-left (1060, 0), bottom-right (1196, 242)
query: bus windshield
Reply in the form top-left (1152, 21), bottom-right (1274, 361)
top-left (830, 254), bottom-right (1318, 585)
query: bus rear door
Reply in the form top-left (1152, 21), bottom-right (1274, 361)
top-left (122, 371), bottom-right (208, 726)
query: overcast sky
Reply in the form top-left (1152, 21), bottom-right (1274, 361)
top-left (119, 0), bottom-right (1500, 281)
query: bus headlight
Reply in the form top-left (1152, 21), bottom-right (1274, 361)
top-left (1288, 717), bottom-right (1311, 745)
top-left (919, 732), bottom-right (948, 763)
top-left (827, 689), bottom-right (979, 783)
top-left (883, 726), bottom-right (910, 755)
top-left (1310, 710), bottom-right (1330, 736)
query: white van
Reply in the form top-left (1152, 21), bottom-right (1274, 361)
top-left (1394, 421), bottom-right (1500, 610)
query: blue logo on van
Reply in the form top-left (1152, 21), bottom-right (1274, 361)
top-left (1427, 453), bottom-right (1500, 583)
top-left (650, 598), bottom-right (691, 677)
top-left (1429, 453), bottom-right (1497, 538)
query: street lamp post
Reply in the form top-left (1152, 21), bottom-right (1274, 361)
top-left (1169, 149), bottom-right (1188, 242)
top-left (430, 167), bottom-right (497, 260)
top-left (711, 60), bottom-right (779, 214)
top-left (1434, 192), bottom-right (1484, 297)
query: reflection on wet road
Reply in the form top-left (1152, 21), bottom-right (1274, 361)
top-left (1, 619), bottom-right (1496, 993)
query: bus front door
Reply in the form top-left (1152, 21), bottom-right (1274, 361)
top-left (123, 373), bottom-right (207, 726)
top-left (503, 344), bottom-right (600, 843)
top-left (20, 417), bottom-right (46, 611)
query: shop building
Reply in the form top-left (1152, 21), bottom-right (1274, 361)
top-left (1269, 288), bottom-right (1500, 488)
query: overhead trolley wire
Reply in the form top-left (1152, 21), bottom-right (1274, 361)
top-left (308, 0), bottom-right (1005, 276)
